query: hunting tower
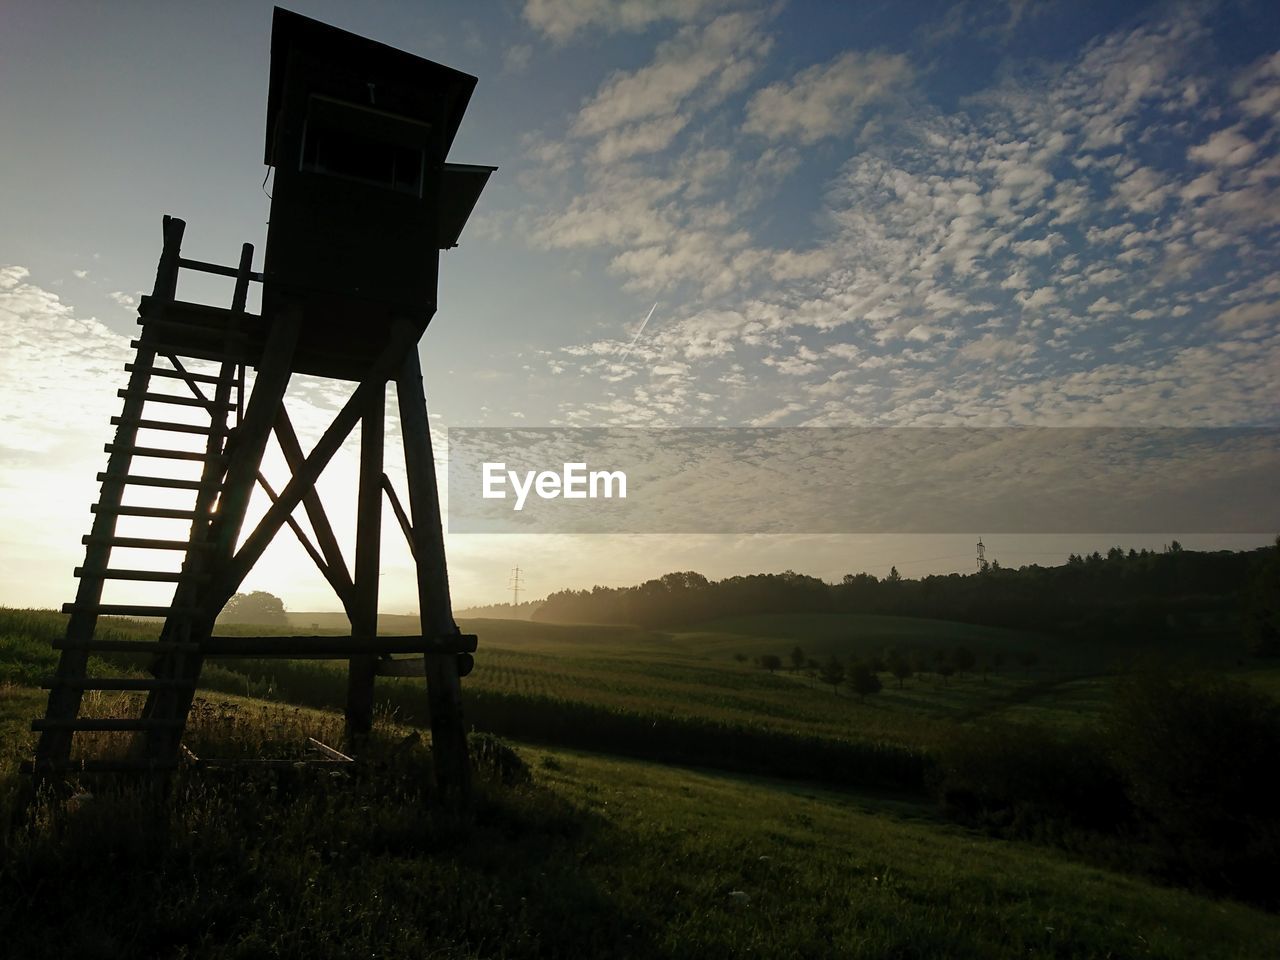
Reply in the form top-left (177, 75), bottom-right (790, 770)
top-left (30, 7), bottom-right (494, 799)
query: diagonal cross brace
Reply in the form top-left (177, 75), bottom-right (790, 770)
top-left (255, 472), bottom-right (355, 614)
top-left (207, 318), bottom-right (420, 611)
top-left (274, 408), bottom-right (354, 602)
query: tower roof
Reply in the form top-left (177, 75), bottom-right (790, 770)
top-left (265, 6), bottom-right (478, 166)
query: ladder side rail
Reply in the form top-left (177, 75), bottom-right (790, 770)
top-left (35, 217), bottom-right (186, 769)
top-left (144, 243), bottom-right (260, 761)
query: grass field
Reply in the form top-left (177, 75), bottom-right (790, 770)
top-left (4, 606), bottom-right (1258, 774)
top-left (1, 681), bottom-right (1277, 959)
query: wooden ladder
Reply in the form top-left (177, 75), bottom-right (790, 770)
top-left (30, 218), bottom-right (257, 775)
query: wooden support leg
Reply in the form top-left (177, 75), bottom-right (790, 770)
top-left (140, 308), bottom-right (300, 759)
top-left (396, 347), bottom-right (471, 803)
top-left (345, 382), bottom-right (384, 744)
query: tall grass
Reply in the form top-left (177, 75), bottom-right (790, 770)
top-left (1, 690), bottom-right (1277, 960)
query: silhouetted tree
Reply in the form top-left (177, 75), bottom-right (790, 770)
top-left (848, 661), bottom-right (882, 702)
top-left (759, 654), bottom-right (783, 673)
top-left (952, 646), bottom-right (976, 675)
top-left (790, 645), bottom-right (806, 671)
top-left (936, 662), bottom-right (956, 684)
top-left (1244, 536), bottom-right (1280, 658)
top-left (819, 655), bottom-right (845, 694)
top-left (888, 653), bottom-right (913, 689)
top-left (981, 649), bottom-right (1005, 681)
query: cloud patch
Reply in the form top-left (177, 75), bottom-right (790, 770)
top-left (743, 50), bottom-right (913, 144)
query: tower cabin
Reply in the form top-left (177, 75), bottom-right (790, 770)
top-left (262, 7), bottom-right (494, 378)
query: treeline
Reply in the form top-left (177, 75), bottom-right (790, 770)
top-left (533, 543), bottom-right (1275, 636)
top-left (454, 600), bottom-right (540, 621)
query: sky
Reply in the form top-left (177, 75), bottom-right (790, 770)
top-left (1, 0), bottom-right (1277, 614)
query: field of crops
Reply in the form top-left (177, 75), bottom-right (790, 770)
top-left (2, 679), bottom-right (1277, 959)
top-left (0, 607), bottom-right (1223, 751)
top-left (4, 606), bottom-right (1267, 789)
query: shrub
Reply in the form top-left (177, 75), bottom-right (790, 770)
top-left (930, 721), bottom-right (1128, 836)
top-left (468, 732), bottom-right (531, 786)
top-left (1105, 670), bottom-right (1280, 905)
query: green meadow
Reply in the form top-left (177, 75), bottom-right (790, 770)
top-left (2, 681), bottom-right (1278, 959)
top-left (3, 604), bottom-right (1278, 956)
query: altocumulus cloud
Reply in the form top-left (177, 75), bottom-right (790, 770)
top-left (521, 4), bottom-right (1279, 430)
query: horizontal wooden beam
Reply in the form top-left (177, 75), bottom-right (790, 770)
top-left (177, 256), bottom-right (264, 282)
top-left (201, 634), bottom-right (477, 657)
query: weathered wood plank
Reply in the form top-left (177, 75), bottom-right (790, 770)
top-left (200, 634), bottom-right (477, 656)
top-left (347, 381), bottom-right (385, 739)
top-left (397, 346), bottom-right (471, 802)
top-left (214, 318), bottom-right (418, 606)
top-left (273, 408), bottom-right (354, 605)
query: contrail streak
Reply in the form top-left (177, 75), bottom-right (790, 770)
top-left (620, 302), bottom-right (658, 361)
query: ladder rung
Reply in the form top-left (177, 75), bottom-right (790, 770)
top-left (22, 758), bottom-right (180, 774)
top-left (177, 256), bottom-right (262, 281)
top-left (131, 340), bottom-right (243, 365)
top-left (60, 603), bottom-right (196, 618)
top-left (73, 567), bottom-right (208, 583)
top-left (97, 473), bottom-right (220, 492)
top-left (104, 443), bottom-right (224, 463)
top-left (40, 677), bottom-right (195, 691)
top-left (82, 535), bottom-right (214, 551)
top-left (111, 416), bottom-right (227, 437)
top-left (53, 638), bottom-right (200, 653)
top-left (126, 363), bottom-right (235, 387)
top-left (118, 389), bottom-right (234, 410)
top-left (139, 316), bottom-right (249, 342)
top-left (90, 504), bottom-right (203, 521)
top-left (31, 718), bottom-right (185, 732)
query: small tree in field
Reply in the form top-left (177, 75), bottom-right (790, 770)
top-left (888, 653), bottom-right (913, 689)
top-left (759, 654), bottom-right (783, 673)
top-left (911, 652), bottom-right (929, 677)
top-left (936, 662), bottom-right (956, 685)
top-left (1244, 536), bottom-right (1280, 658)
top-left (219, 590), bottom-right (287, 626)
top-left (952, 646), bottom-right (976, 676)
top-left (983, 649), bottom-right (1005, 680)
top-left (790, 645), bottom-right (806, 671)
top-left (848, 661), bottom-right (882, 703)
top-left (819, 655), bottom-right (845, 694)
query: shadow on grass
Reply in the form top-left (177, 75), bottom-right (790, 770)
top-left (0, 710), bottom-right (655, 960)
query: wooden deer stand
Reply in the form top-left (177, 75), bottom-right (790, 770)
top-left (30, 9), bottom-right (494, 800)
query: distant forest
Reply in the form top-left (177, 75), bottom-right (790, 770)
top-left (530, 542), bottom-right (1279, 643)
